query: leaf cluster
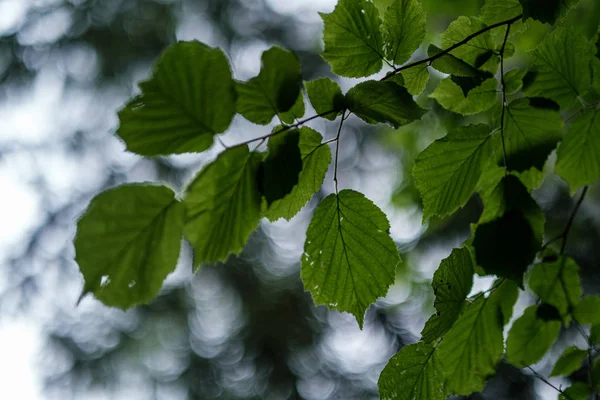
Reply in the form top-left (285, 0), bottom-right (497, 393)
top-left (72, 0), bottom-right (600, 398)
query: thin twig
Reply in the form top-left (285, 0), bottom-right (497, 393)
top-left (560, 186), bottom-right (589, 254)
top-left (541, 186), bottom-right (589, 252)
top-left (228, 13), bottom-right (524, 152)
top-left (498, 23), bottom-right (512, 175)
top-left (333, 110), bottom-right (348, 194)
top-left (229, 109), bottom-right (338, 150)
top-left (381, 14), bottom-right (523, 81)
top-left (527, 366), bottom-right (574, 400)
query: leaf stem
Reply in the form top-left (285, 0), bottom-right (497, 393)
top-left (526, 366), bottom-right (574, 400)
top-left (498, 22), bottom-right (512, 175)
top-left (333, 110), bottom-right (348, 194)
top-left (560, 186), bottom-right (589, 254)
top-left (229, 109), bottom-right (338, 150)
top-left (541, 186), bottom-right (589, 252)
top-left (381, 14), bottom-right (523, 81)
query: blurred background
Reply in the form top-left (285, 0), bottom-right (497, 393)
top-left (1, 0), bottom-right (600, 398)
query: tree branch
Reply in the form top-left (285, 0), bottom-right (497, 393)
top-left (381, 14), bottom-right (523, 81)
top-left (498, 22), bottom-right (513, 175)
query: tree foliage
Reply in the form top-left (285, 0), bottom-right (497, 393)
top-left (73, 0), bottom-right (600, 398)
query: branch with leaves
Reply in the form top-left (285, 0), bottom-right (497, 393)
top-left (72, 0), bottom-right (600, 398)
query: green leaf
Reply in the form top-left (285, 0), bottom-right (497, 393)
top-left (560, 382), bottom-right (593, 400)
top-left (573, 296), bottom-right (600, 325)
top-left (502, 97), bottom-right (563, 172)
top-left (347, 80), bottom-right (427, 128)
top-left (550, 346), bottom-right (587, 377)
top-left (305, 77), bottom-right (345, 120)
top-left (519, 0), bottom-right (579, 25)
top-left (506, 305), bottom-right (561, 367)
top-left (236, 47), bottom-right (302, 125)
top-left (430, 77), bottom-right (498, 115)
top-left (280, 91), bottom-right (305, 124)
top-left (441, 16), bottom-right (495, 67)
top-left (183, 146), bottom-right (263, 265)
top-left (504, 68), bottom-right (528, 94)
top-left (75, 184), bottom-right (184, 309)
top-left (480, 0), bottom-right (523, 25)
top-left (382, 0), bottom-right (426, 65)
top-left (401, 64), bottom-right (430, 95)
top-left (556, 108), bottom-right (600, 191)
top-left (428, 45), bottom-right (486, 78)
top-left (116, 41), bottom-right (236, 156)
top-left (524, 27), bottom-right (593, 109)
top-left (259, 130), bottom-right (303, 205)
top-left (320, 0), bottom-right (384, 78)
top-left (413, 124), bottom-right (494, 221)
top-left (421, 248), bottom-right (475, 343)
top-left (474, 175), bottom-right (544, 285)
top-left (528, 257), bottom-right (581, 319)
top-left (265, 127), bottom-right (332, 222)
top-left (302, 189), bottom-right (400, 328)
top-left (437, 280), bottom-right (518, 395)
top-left (373, 0), bottom-right (394, 14)
top-left (378, 342), bottom-right (444, 400)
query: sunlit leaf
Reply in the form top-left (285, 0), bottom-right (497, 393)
top-left (528, 257), bottom-right (581, 319)
top-left (260, 130), bottom-right (303, 205)
top-left (573, 296), bottom-right (600, 325)
top-left (305, 77), bottom-right (345, 120)
top-left (183, 146), bottom-right (262, 265)
top-left (480, 0), bottom-right (523, 25)
top-left (421, 248), bottom-right (474, 343)
top-left (302, 189), bottom-right (400, 328)
top-left (401, 64), bottom-right (430, 95)
top-left (430, 77), bottom-right (498, 115)
top-left (524, 27), bottom-right (593, 109)
top-left (502, 97), bottom-right (563, 172)
top-left (382, 0), bottom-right (426, 65)
top-left (556, 108), bottom-right (600, 191)
top-left (75, 184), bottom-right (184, 308)
top-left (550, 346), bottom-right (587, 377)
top-left (236, 47), bottom-right (302, 125)
top-left (560, 383), bottom-right (593, 400)
top-left (265, 127), bottom-right (331, 221)
top-left (413, 124), bottom-right (494, 221)
top-left (117, 41), bottom-right (236, 156)
top-left (441, 16), bottom-right (495, 67)
top-left (347, 80), bottom-right (427, 128)
top-left (438, 280), bottom-right (518, 395)
top-left (503, 68), bottom-right (527, 94)
top-left (378, 342), bottom-right (444, 400)
top-left (506, 305), bottom-right (561, 367)
top-left (320, 0), bottom-right (384, 77)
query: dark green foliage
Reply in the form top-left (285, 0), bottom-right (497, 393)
top-left (473, 175), bottom-right (544, 285)
top-left (71, 1), bottom-right (600, 398)
top-left (259, 130), bottom-right (303, 205)
top-left (519, 0), bottom-right (579, 24)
